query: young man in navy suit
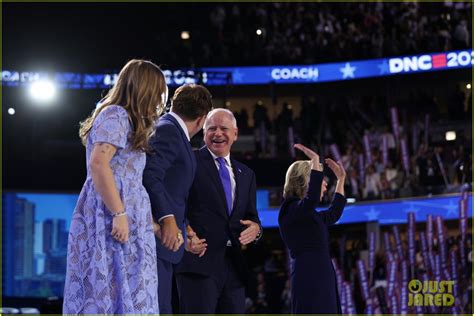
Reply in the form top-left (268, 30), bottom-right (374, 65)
top-left (175, 108), bottom-right (262, 314)
top-left (143, 84), bottom-right (213, 314)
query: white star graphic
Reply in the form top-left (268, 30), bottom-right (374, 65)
top-left (404, 203), bottom-right (420, 215)
top-left (364, 207), bottom-right (380, 221)
top-left (444, 201), bottom-right (458, 217)
top-left (377, 60), bottom-right (389, 74)
top-left (340, 63), bottom-right (357, 79)
top-left (232, 69), bottom-right (244, 83)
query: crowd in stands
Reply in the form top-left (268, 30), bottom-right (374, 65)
top-left (228, 85), bottom-right (472, 202)
top-left (162, 2), bottom-right (471, 67)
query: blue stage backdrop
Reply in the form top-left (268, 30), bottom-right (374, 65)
top-left (258, 193), bottom-right (472, 227)
top-left (2, 191), bottom-right (471, 297)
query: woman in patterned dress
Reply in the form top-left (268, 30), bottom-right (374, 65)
top-left (63, 59), bottom-right (167, 314)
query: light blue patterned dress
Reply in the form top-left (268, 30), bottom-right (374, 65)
top-left (63, 105), bottom-right (159, 314)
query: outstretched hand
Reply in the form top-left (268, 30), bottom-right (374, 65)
top-left (239, 220), bottom-right (260, 245)
top-left (294, 144), bottom-right (322, 171)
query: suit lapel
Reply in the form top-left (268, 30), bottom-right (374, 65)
top-left (200, 148), bottom-right (229, 219)
top-left (230, 159), bottom-right (242, 218)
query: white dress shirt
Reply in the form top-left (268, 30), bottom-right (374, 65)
top-left (169, 111), bottom-right (190, 141)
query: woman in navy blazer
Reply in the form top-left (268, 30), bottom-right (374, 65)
top-left (278, 144), bottom-right (346, 314)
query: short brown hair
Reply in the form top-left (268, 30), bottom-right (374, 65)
top-left (171, 84), bottom-right (213, 120)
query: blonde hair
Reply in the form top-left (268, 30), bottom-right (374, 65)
top-left (283, 160), bottom-right (311, 199)
top-left (79, 59), bottom-right (167, 151)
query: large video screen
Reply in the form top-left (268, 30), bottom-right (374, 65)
top-left (2, 192), bottom-right (77, 297)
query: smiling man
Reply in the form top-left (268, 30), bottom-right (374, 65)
top-left (175, 108), bottom-right (262, 314)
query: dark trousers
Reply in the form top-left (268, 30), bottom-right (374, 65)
top-left (157, 258), bottom-right (173, 314)
top-left (176, 253), bottom-right (245, 314)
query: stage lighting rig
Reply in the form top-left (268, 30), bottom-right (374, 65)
top-left (445, 131), bottom-right (456, 141)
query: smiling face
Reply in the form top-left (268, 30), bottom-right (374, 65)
top-left (204, 110), bottom-right (238, 157)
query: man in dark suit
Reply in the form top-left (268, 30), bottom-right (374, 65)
top-left (175, 108), bottom-right (262, 314)
top-left (143, 84), bottom-right (213, 314)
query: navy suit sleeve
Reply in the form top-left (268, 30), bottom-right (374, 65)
top-left (143, 123), bottom-right (180, 221)
top-left (314, 193), bottom-right (346, 226)
top-left (296, 170), bottom-right (324, 213)
top-left (282, 170), bottom-right (323, 224)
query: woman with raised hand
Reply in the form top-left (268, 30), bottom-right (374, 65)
top-left (278, 143), bottom-right (347, 314)
top-left (63, 59), bottom-right (167, 314)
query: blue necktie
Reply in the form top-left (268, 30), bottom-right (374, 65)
top-left (217, 157), bottom-right (232, 215)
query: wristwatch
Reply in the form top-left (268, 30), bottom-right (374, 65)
top-left (255, 225), bottom-right (263, 242)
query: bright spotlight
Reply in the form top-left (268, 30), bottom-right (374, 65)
top-left (8, 107), bottom-right (15, 115)
top-left (467, 83), bottom-right (471, 90)
top-left (181, 31), bottom-right (190, 40)
top-left (256, 29), bottom-right (262, 36)
top-left (29, 80), bottom-right (56, 102)
top-left (445, 131), bottom-right (456, 141)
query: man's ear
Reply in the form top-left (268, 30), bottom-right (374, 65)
top-left (234, 127), bottom-right (239, 141)
top-left (197, 114), bottom-right (206, 129)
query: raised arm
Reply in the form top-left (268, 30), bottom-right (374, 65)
top-left (294, 144), bottom-right (324, 211)
top-left (315, 193), bottom-right (347, 226)
top-left (297, 170), bottom-right (324, 211)
top-left (316, 158), bottom-right (347, 226)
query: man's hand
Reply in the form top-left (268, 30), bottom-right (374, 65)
top-left (160, 216), bottom-right (181, 251)
top-left (172, 229), bottom-right (184, 252)
top-left (185, 226), bottom-right (207, 257)
top-left (153, 221), bottom-right (162, 239)
top-left (239, 220), bottom-right (260, 245)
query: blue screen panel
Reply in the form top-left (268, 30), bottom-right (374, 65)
top-left (258, 194), bottom-right (472, 228)
top-left (2, 50), bottom-right (472, 89)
